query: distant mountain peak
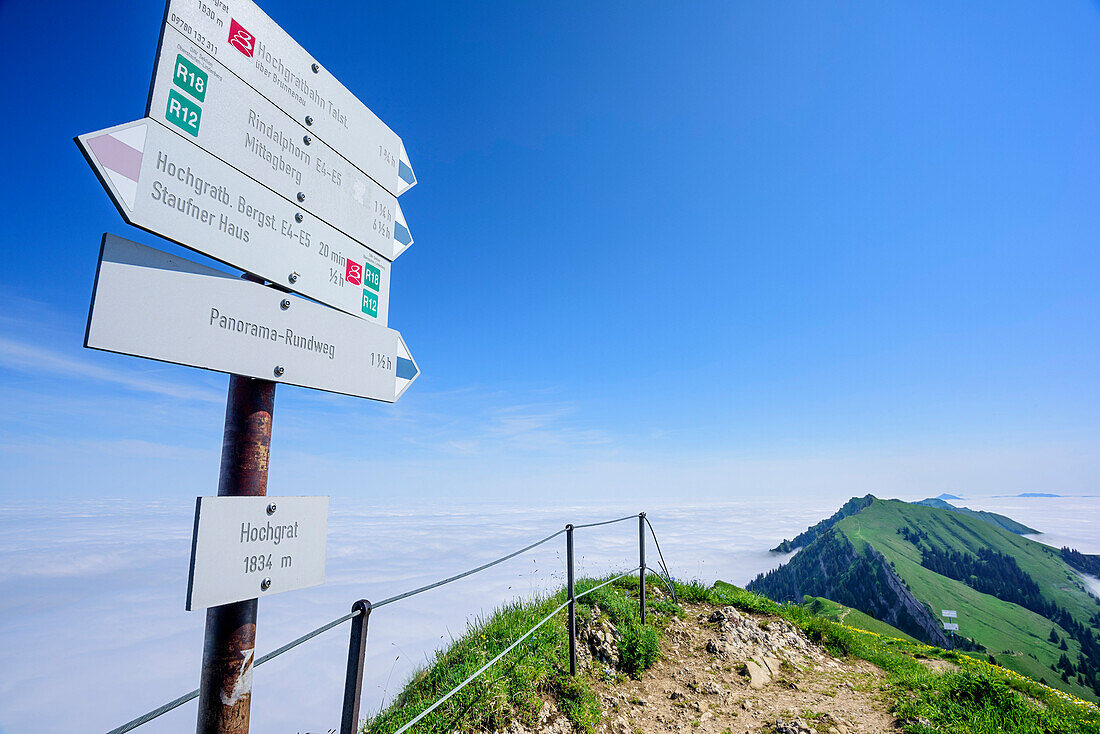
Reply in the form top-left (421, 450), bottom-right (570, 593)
top-left (935, 493), bottom-right (963, 500)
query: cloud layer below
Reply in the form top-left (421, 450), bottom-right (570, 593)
top-left (1, 494), bottom-right (1098, 734)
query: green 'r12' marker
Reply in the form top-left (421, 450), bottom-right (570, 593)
top-left (361, 290), bottom-right (378, 318)
top-left (165, 89), bottom-right (202, 137)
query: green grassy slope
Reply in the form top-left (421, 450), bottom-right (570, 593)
top-left (834, 499), bottom-right (1100, 701)
top-left (913, 498), bottom-right (1038, 535)
top-left (804, 595), bottom-right (919, 642)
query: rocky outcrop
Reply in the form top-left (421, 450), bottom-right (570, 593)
top-left (590, 601), bottom-right (899, 734)
top-left (700, 605), bottom-right (828, 689)
top-left (577, 604), bottom-right (622, 668)
top-left (749, 529), bottom-right (949, 647)
top-left (864, 545), bottom-right (950, 646)
top-left (768, 714), bottom-right (853, 734)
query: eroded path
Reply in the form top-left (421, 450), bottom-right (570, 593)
top-left (589, 603), bottom-right (901, 734)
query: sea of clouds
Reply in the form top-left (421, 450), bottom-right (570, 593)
top-left (0, 494), bottom-right (1097, 734)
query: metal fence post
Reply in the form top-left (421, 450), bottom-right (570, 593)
top-left (566, 523), bottom-right (576, 676)
top-left (638, 512), bottom-right (646, 624)
top-left (340, 599), bottom-right (373, 734)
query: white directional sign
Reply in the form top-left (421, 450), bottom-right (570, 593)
top-left (77, 119), bottom-right (391, 325)
top-left (941, 610), bottom-right (958, 618)
top-left (162, 0), bottom-right (416, 198)
top-left (148, 23), bottom-right (412, 260)
top-left (943, 623), bottom-right (960, 631)
top-left (187, 495), bottom-right (329, 610)
top-left (87, 234), bottom-right (419, 402)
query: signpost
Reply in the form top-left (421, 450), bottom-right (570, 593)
top-left (161, 0), bottom-right (416, 198)
top-left (78, 0), bottom-right (420, 730)
top-left (188, 496), bottom-right (330, 610)
top-left (941, 610), bottom-right (960, 648)
top-left (147, 23), bottom-right (412, 260)
top-left (86, 234), bottom-right (419, 403)
top-left (77, 119), bottom-right (392, 325)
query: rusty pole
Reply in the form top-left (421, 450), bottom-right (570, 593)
top-left (196, 374), bottom-right (276, 734)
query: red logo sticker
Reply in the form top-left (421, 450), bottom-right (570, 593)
top-left (345, 261), bottom-right (363, 286)
top-left (228, 19), bottom-right (256, 58)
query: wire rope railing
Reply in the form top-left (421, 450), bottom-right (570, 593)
top-left (371, 527), bottom-right (568, 611)
top-left (104, 512), bottom-right (677, 734)
top-left (389, 567), bottom-right (641, 734)
top-left (645, 514), bottom-right (678, 603)
top-left (571, 513), bottom-right (639, 530)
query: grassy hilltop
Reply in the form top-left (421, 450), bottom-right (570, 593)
top-left (750, 497), bottom-right (1100, 702)
top-left (363, 576), bottom-right (1100, 734)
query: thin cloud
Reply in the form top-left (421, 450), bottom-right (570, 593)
top-left (0, 437), bottom-right (211, 461)
top-left (438, 400), bottom-right (614, 455)
top-left (0, 335), bottom-right (223, 404)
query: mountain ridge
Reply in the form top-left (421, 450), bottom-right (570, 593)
top-left (770, 494), bottom-right (875, 553)
top-left (750, 496), bottom-right (1100, 702)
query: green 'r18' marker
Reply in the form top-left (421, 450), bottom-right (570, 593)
top-left (173, 54), bottom-right (208, 102)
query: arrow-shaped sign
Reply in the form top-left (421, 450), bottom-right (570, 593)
top-left (87, 234), bottom-right (419, 403)
top-left (147, 23), bottom-right (412, 260)
top-left (76, 119), bottom-right (392, 325)
top-left (161, 0), bottom-right (415, 198)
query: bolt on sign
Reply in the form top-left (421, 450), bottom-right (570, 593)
top-left (187, 496), bottom-right (330, 610)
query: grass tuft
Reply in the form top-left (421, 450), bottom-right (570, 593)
top-left (618, 625), bottom-right (660, 677)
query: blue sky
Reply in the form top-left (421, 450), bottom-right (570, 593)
top-left (1, 1), bottom-right (1099, 502)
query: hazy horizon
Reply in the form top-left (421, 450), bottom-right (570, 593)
top-left (2, 493), bottom-right (1098, 734)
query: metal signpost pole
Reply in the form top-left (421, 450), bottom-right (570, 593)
top-left (639, 513), bottom-right (646, 624)
top-left (566, 524), bottom-right (576, 676)
top-left (196, 370), bottom-right (276, 734)
top-left (340, 599), bottom-right (373, 734)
